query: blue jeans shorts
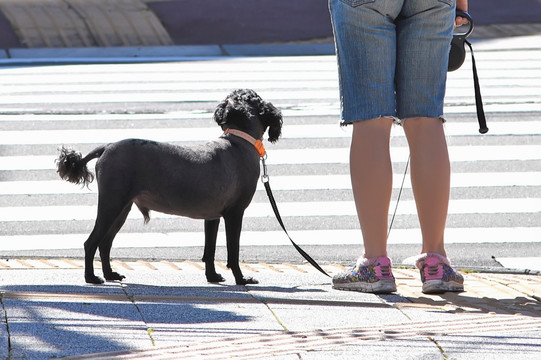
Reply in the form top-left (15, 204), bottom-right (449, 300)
top-left (329, 0), bottom-right (456, 124)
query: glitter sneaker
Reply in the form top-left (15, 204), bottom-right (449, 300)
top-left (332, 256), bottom-right (397, 293)
top-left (416, 253), bottom-right (464, 294)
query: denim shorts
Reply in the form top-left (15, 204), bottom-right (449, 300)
top-left (329, 0), bottom-right (456, 124)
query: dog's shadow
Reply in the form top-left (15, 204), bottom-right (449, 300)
top-left (2, 283), bottom-right (293, 358)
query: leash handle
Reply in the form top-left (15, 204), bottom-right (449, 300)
top-left (261, 160), bottom-right (330, 277)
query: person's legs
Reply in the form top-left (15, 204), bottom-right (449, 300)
top-left (395, 1), bottom-right (463, 293)
top-left (402, 117), bottom-right (449, 257)
top-left (350, 117), bottom-right (394, 259)
top-left (329, 0), bottom-right (402, 293)
top-left (395, 0), bottom-right (454, 255)
top-left (401, 117), bottom-right (464, 294)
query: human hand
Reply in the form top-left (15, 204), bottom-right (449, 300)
top-left (455, 0), bottom-right (469, 27)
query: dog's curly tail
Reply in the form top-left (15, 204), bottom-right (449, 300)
top-left (56, 145), bottom-right (106, 187)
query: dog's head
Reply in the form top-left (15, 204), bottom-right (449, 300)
top-left (214, 89), bottom-right (282, 143)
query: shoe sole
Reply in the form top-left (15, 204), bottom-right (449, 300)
top-left (422, 280), bottom-right (464, 294)
top-left (332, 279), bottom-right (397, 294)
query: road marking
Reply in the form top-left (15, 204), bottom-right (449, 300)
top-left (2, 145), bottom-right (541, 170)
top-left (0, 197), bottom-right (539, 223)
top-left (1, 172), bottom-right (540, 195)
top-left (1, 227), bottom-right (540, 251)
top-left (2, 121), bottom-right (541, 145)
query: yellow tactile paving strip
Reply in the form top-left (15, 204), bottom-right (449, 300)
top-left (0, 0), bottom-right (173, 47)
top-left (392, 268), bottom-right (541, 316)
top-left (1, 258), bottom-right (540, 316)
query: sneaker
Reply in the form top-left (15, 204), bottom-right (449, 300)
top-left (416, 253), bottom-right (464, 294)
top-left (332, 256), bottom-right (397, 293)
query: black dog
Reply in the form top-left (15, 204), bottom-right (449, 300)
top-left (56, 89), bottom-right (282, 285)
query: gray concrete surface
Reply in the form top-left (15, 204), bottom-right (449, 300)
top-left (1, 261), bottom-right (540, 359)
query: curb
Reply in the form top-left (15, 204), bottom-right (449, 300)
top-left (1, 32), bottom-right (540, 65)
top-left (0, 43), bottom-right (336, 63)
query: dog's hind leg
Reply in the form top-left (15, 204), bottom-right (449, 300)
top-left (203, 219), bottom-right (226, 283)
top-left (85, 199), bottom-right (130, 284)
top-left (224, 211), bottom-right (258, 285)
top-left (84, 229), bottom-right (105, 284)
top-left (99, 203), bottom-right (132, 282)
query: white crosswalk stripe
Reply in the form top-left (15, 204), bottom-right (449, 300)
top-left (0, 50), bottom-right (540, 252)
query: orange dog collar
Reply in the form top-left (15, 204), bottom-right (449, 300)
top-left (224, 128), bottom-right (266, 157)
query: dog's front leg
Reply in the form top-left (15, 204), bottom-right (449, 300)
top-left (224, 212), bottom-right (258, 285)
top-left (203, 219), bottom-right (225, 282)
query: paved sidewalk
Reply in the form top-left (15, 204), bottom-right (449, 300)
top-left (1, 259), bottom-right (540, 359)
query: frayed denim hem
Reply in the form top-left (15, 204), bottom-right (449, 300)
top-left (340, 115), bottom-right (401, 127)
top-left (396, 116), bottom-right (447, 126)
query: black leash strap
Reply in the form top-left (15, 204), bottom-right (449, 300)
top-left (465, 39), bottom-right (489, 134)
top-left (450, 10), bottom-right (488, 134)
top-left (261, 158), bottom-right (330, 277)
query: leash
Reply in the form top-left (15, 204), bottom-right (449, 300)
top-left (465, 39), bottom-right (488, 134)
top-left (449, 10), bottom-right (488, 134)
top-left (387, 155), bottom-right (409, 239)
top-left (260, 157), bottom-right (330, 277)
top-left (225, 128), bottom-right (330, 277)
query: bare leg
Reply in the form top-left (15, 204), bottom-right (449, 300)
top-left (402, 117), bottom-right (450, 257)
top-left (350, 117), bottom-right (394, 259)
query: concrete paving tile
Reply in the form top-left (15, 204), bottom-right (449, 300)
top-left (437, 332), bottom-right (541, 360)
top-left (122, 271), bottom-right (286, 346)
top-left (0, 306), bottom-right (8, 359)
top-left (269, 304), bottom-right (406, 332)
top-left (395, 306), bottom-right (465, 324)
top-left (0, 269), bottom-right (126, 297)
top-left (279, 340), bottom-right (444, 360)
top-left (239, 269), bottom-right (408, 331)
top-left (4, 296), bottom-right (150, 359)
top-left (120, 271), bottom-right (255, 300)
top-left (139, 301), bottom-right (284, 347)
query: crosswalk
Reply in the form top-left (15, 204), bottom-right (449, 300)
top-left (1, 43), bottom-right (540, 253)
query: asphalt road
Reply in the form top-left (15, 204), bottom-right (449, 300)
top-left (1, 46), bottom-right (540, 272)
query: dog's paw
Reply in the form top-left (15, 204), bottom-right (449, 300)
top-left (85, 274), bottom-right (105, 285)
top-left (105, 271), bottom-right (126, 282)
top-left (236, 277), bottom-right (259, 285)
top-left (206, 273), bottom-right (226, 283)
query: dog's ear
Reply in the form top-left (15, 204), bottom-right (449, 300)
top-left (261, 101), bottom-right (283, 143)
top-left (214, 100), bottom-right (227, 127)
top-left (214, 98), bottom-right (250, 129)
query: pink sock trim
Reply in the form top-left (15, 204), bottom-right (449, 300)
top-left (415, 252), bottom-right (451, 270)
top-left (357, 256), bottom-right (391, 267)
